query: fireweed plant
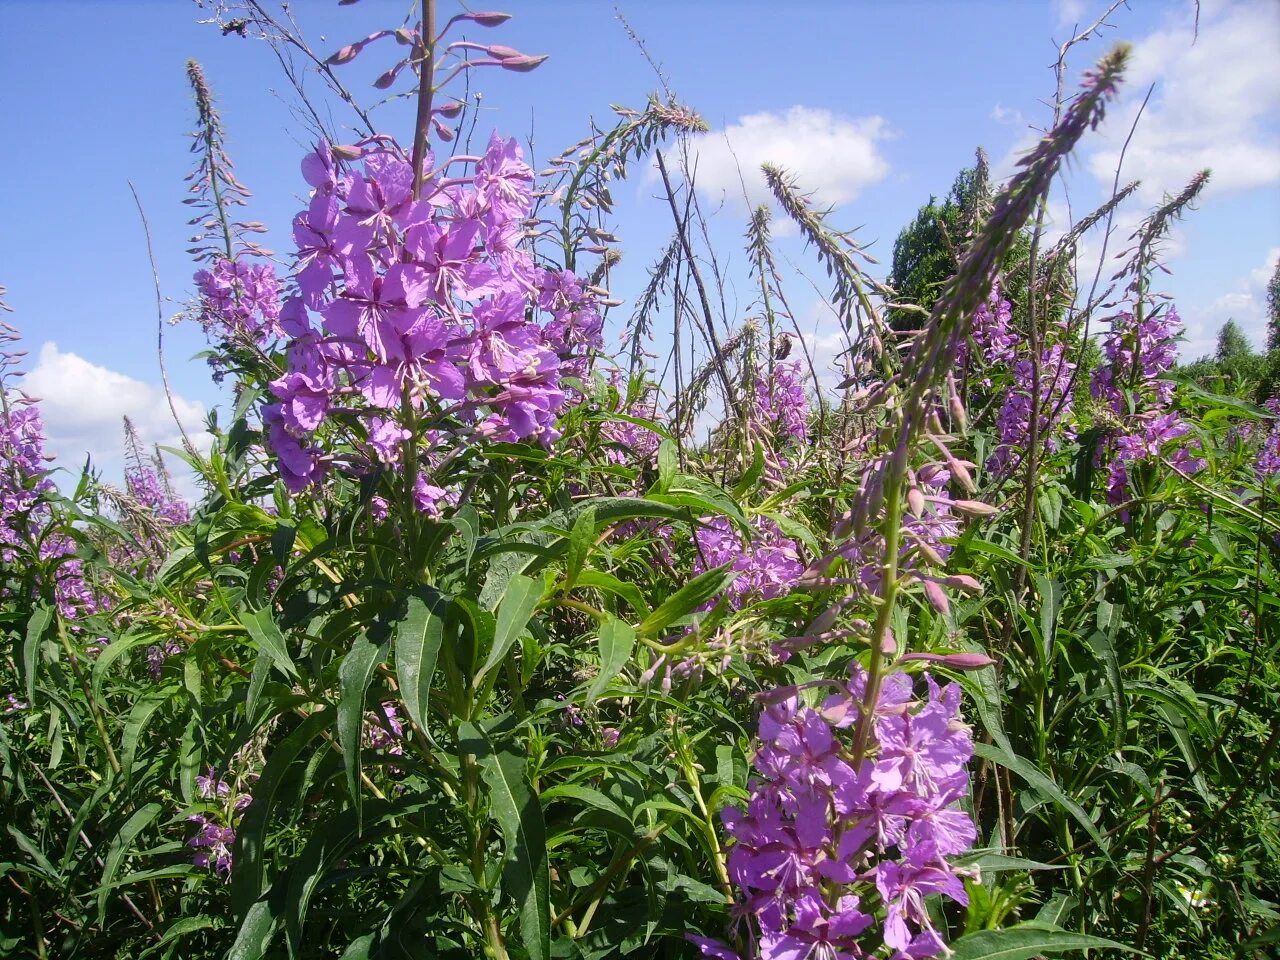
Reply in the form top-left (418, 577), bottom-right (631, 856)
top-left (3, 4), bottom-right (1280, 960)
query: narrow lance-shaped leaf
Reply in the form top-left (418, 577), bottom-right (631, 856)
top-left (458, 723), bottom-right (550, 960)
top-left (948, 921), bottom-right (1142, 959)
top-left (394, 590), bottom-right (447, 737)
top-left (338, 630), bottom-right (389, 834)
top-left (242, 607), bottom-right (298, 681)
top-left (637, 564), bottom-right (735, 638)
top-left (22, 604), bottom-right (53, 706)
top-left (588, 616), bottom-right (635, 702)
top-left (98, 802), bottom-right (164, 924)
top-left (474, 573), bottom-right (541, 686)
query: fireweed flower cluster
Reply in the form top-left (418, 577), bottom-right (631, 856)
top-left (1091, 305), bottom-right (1203, 502)
top-left (752, 358), bottom-right (811, 486)
top-left (249, 131), bottom-right (603, 496)
top-left (987, 340), bottom-right (1076, 474)
top-left (1256, 398), bottom-right (1280, 477)
top-left (753, 359), bottom-right (809, 445)
top-left (693, 515), bottom-right (804, 609)
top-left (955, 288), bottom-right (1075, 474)
top-left (1, 324), bottom-right (102, 619)
top-left (124, 464), bottom-right (191, 527)
top-left (691, 669), bottom-right (976, 960)
top-left (193, 256), bottom-right (283, 347)
top-left (956, 287), bottom-right (1017, 384)
top-left (364, 701), bottom-right (406, 754)
top-left (187, 768), bottom-right (252, 877)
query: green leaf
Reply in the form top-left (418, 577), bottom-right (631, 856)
top-left (120, 688), bottom-right (177, 789)
top-left (1085, 629), bottom-right (1126, 752)
top-left (91, 630), bottom-right (155, 700)
top-left (971, 742), bottom-right (1112, 863)
top-left (22, 605), bottom-right (53, 706)
top-left (242, 608), bottom-right (298, 681)
top-left (732, 442), bottom-right (766, 499)
top-left (1035, 575), bottom-right (1061, 662)
top-left (475, 573), bottom-right (542, 686)
top-left (270, 522), bottom-right (296, 568)
top-left (138, 915), bottom-right (225, 959)
top-left (564, 505), bottom-right (597, 590)
top-left (6, 825), bottom-right (59, 882)
top-left (450, 505), bottom-right (480, 575)
top-left (98, 802), bottom-right (163, 924)
top-left (655, 438), bottom-right (677, 494)
top-left (949, 921), bottom-right (1141, 959)
top-left (540, 783), bottom-right (632, 824)
top-left (394, 591), bottom-right (447, 740)
top-left (226, 892), bottom-right (282, 960)
top-left (231, 709), bottom-right (332, 918)
top-left (573, 570), bottom-right (649, 619)
top-left (459, 723), bottom-right (550, 960)
top-left (954, 850), bottom-right (1065, 873)
top-left (587, 617), bottom-right (635, 702)
top-left (337, 933), bottom-right (378, 959)
top-left (636, 565), bottom-right (734, 638)
top-left (338, 630), bottom-right (389, 834)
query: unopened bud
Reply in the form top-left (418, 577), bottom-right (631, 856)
top-left (952, 499), bottom-right (997, 517)
top-left (923, 580), bottom-right (951, 615)
top-left (906, 486), bottom-right (925, 518)
top-left (463, 11), bottom-right (512, 26)
top-left (938, 574), bottom-right (983, 595)
top-left (900, 651), bottom-right (995, 670)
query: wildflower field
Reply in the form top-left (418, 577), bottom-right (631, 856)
top-left (2, 2), bottom-right (1278, 958)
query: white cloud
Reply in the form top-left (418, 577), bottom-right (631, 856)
top-left (1087, 0), bottom-right (1280, 203)
top-left (675, 106), bottom-right (893, 217)
top-left (23, 342), bottom-right (211, 495)
top-left (1053, 0), bottom-right (1090, 30)
top-left (990, 104), bottom-right (1026, 126)
top-left (1178, 246), bottom-right (1280, 357)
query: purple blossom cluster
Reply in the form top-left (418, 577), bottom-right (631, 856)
top-left (754, 360), bottom-right (809, 445)
top-left (124, 465), bottom-right (191, 526)
top-left (146, 641), bottom-right (183, 680)
top-left (194, 256), bottom-right (283, 346)
top-left (1, 325), bottom-right (102, 619)
top-left (692, 669), bottom-right (976, 960)
top-left (245, 132), bottom-right (603, 495)
top-left (187, 768), bottom-right (252, 877)
top-left (1091, 306), bottom-right (1203, 502)
top-left (1256, 398), bottom-right (1280, 477)
top-left (600, 379), bottom-right (662, 466)
top-left (987, 341), bottom-right (1076, 474)
top-left (958, 288), bottom-right (1017, 385)
top-left (693, 515), bottom-right (804, 609)
top-left (363, 701), bottom-right (406, 754)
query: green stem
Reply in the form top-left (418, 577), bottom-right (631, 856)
top-left (410, 0), bottom-right (437, 200)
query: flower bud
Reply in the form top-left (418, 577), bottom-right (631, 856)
top-left (951, 499), bottom-right (997, 517)
top-left (906, 486), bottom-right (925, 518)
top-left (900, 651), bottom-right (995, 670)
top-left (923, 580), bottom-right (951, 615)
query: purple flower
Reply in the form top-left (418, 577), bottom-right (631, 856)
top-left (693, 516), bottom-right (804, 609)
top-left (194, 257), bottom-right (283, 344)
top-left (754, 359), bottom-right (809, 444)
top-left (716, 672), bottom-right (975, 958)
top-left (1, 330), bottom-right (105, 620)
top-left (258, 128), bottom-right (602, 496)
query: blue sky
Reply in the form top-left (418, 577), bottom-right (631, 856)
top-left (1, 0), bottom-right (1277, 487)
